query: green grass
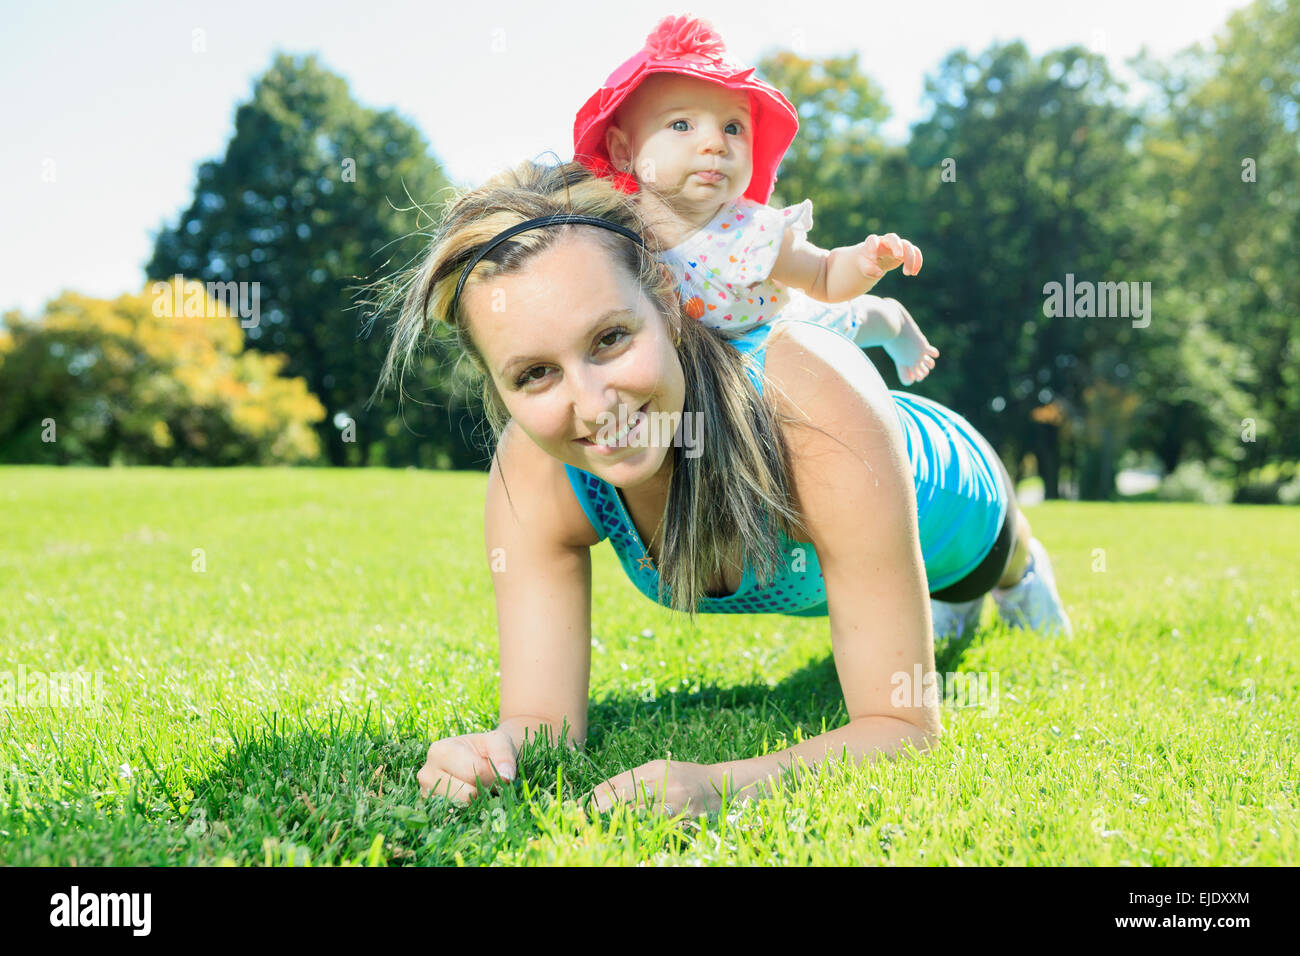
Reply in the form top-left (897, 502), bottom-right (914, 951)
top-left (2, 466), bottom-right (1296, 865)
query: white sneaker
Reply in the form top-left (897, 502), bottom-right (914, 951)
top-left (931, 596), bottom-right (984, 642)
top-left (991, 537), bottom-right (1072, 637)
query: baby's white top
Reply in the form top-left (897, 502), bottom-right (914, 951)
top-left (656, 196), bottom-right (816, 331)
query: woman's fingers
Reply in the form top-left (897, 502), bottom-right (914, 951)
top-left (586, 778), bottom-right (628, 813)
top-left (419, 736), bottom-right (503, 803)
top-left (587, 765), bottom-right (662, 813)
top-left (415, 729), bottom-right (524, 806)
top-left (480, 730), bottom-right (519, 783)
top-left (418, 766), bottom-right (477, 803)
top-left (430, 740), bottom-right (481, 784)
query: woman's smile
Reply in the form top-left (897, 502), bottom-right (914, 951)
top-left (575, 401), bottom-right (652, 455)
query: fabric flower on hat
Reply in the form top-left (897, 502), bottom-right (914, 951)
top-left (644, 15), bottom-right (728, 63)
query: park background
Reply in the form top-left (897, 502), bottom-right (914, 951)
top-left (1, 0), bottom-right (1297, 868)
top-left (2, 0), bottom-right (1296, 502)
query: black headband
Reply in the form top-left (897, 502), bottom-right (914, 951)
top-left (449, 214), bottom-right (649, 320)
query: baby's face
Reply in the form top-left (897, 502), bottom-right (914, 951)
top-left (607, 73), bottom-right (754, 210)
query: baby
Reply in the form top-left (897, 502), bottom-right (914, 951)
top-left (573, 15), bottom-right (938, 385)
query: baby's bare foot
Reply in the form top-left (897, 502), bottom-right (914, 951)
top-left (884, 310), bottom-right (939, 385)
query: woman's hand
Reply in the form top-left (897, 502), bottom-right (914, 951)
top-left (586, 759), bottom-right (726, 816)
top-left (416, 729), bottom-right (518, 804)
top-left (857, 233), bottom-right (923, 280)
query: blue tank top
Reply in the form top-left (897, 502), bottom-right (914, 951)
top-left (563, 318), bottom-right (1007, 615)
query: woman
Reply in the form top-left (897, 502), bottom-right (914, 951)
top-left (371, 160), bottom-right (1070, 817)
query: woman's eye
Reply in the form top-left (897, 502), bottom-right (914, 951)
top-left (514, 366), bottom-right (546, 388)
top-left (597, 327), bottom-right (629, 348)
top-left (512, 328), bottom-right (629, 388)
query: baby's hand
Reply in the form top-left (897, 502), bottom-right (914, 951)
top-left (857, 233), bottom-right (923, 281)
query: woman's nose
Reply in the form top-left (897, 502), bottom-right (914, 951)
top-left (569, 365), bottom-right (621, 432)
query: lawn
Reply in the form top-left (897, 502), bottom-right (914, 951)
top-left (1, 466), bottom-right (1296, 865)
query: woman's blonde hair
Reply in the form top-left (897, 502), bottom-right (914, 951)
top-left (369, 158), bottom-right (812, 618)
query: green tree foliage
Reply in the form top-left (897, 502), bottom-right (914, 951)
top-left (755, 49), bottom-right (915, 389)
top-left (761, 4), bottom-right (1294, 500)
top-left (763, 38), bottom-right (1257, 499)
top-left (145, 53), bottom-right (478, 468)
top-left (0, 280), bottom-right (325, 465)
top-left (11, 6), bottom-right (1287, 486)
top-left (905, 41), bottom-right (1172, 500)
top-left (758, 50), bottom-right (894, 247)
top-left (1134, 0), bottom-right (1300, 484)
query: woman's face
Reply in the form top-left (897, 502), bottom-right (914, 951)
top-left (462, 231), bottom-right (685, 491)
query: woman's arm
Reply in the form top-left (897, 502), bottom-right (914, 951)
top-left (486, 422), bottom-right (599, 753)
top-left (713, 322), bottom-right (942, 802)
top-left (589, 322), bottom-right (942, 815)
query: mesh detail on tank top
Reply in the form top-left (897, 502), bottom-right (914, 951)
top-left (564, 465), bottom-right (829, 616)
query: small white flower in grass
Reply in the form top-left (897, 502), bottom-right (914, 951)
top-left (119, 763), bottom-right (133, 779)
top-left (185, 809), bottom-right (208, 838)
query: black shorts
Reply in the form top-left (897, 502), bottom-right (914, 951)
top-left (927, 433), bottom-right (1019, 603)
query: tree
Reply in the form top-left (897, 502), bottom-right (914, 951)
top-left (1133, 0), bottom-right (1300, 486)
top-left (757, 49), bottom-right (894, 247)
top-left (0, 280), bottom-right (325, 465)
top-left (755, 50), bottom-right (919, 390)
top-left (145, 53), bottom-right (475, 468)
top-left (904, 42), bottom-right (1164, 498)
top-left (760, 42), bottom-right (1172, 498)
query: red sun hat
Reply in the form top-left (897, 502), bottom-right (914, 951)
top-left (573, 15), bottom-right (799, 205)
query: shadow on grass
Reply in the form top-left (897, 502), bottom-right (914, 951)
top-left (177, 634), bottom-right (981, 865)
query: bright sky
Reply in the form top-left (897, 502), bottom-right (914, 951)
top-left (0, 0), bottom-right (1249, 317)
